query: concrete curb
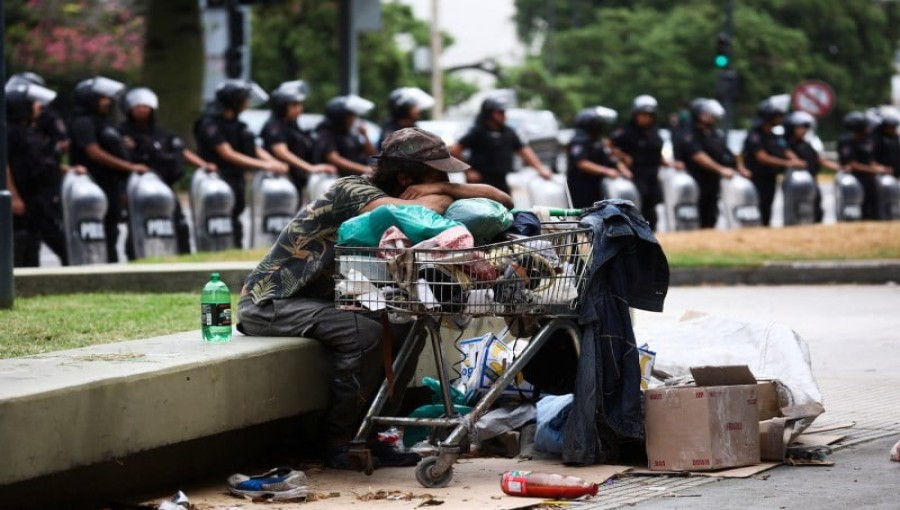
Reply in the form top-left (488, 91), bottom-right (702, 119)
top-left (12, 260), bottom-right (900, 297)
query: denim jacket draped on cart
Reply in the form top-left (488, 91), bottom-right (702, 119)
top-left (562, 199), bottom-right (669, 466)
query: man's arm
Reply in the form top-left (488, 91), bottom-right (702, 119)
top-left (517, 146), bottom-right (552, 179)
top-left (7, 166), bottom-right (25, 217)
top-left (361, 194), bottom-right (454, 214)
top-left (398, 182), bottom-right (514, 209)
top-left (574, 159), bottom-right (620, 179)
top-left (214, 142), bottom-right (287, 173)
top-left (325, 149), bottom-right (371, 175)
top-left (85, 143), bottom-right (150, 174)
top-left (692, 151), bottom-right (738, 178)
top-left (270, 143), bottom-right (335, 174)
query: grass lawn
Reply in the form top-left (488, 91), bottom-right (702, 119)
top-left (0, 293), bottom-right (204, 359)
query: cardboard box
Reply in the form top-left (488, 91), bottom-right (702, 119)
top-left (645, 365), bottom-right (761, 471)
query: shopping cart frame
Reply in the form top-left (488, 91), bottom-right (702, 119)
top-left (334, 213), bottom-right (590, 487)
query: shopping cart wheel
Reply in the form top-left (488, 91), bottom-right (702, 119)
top-left (415, 455), bottom-right (453, 488)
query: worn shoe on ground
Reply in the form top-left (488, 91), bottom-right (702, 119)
top-left (227, 467), bottom-right (308, 501)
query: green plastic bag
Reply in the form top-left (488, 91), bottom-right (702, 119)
top-left (337, 204), bottom-right (462, 247)
top-left (443, 198), bottom-right (513, 245)
top-left (403, 377), bottom-right (472, 447)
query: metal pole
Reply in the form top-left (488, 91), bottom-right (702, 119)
top-left (430, 0), bottom-right (444, 119)
top-left (0, 3), bottom-right (14, 309)
top-left (338, 0), bottom-right (359, 96)
top-left (721, 0), bottom-right (735, 134)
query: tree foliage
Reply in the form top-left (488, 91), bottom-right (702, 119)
top-left (510, 0), bottom-right (900, 133)
top-left (250, 0), bottom-right (476, 120)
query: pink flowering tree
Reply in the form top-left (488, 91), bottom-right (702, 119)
top-left (7, 0), bottom-right (145, 81)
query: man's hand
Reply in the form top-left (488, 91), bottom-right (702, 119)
top-left (399, 183), bottom-right (449, 200)
top-left (536, 166), bottom-right (553, 180)
top-left (203, 162), bottom-right (218, 173)
top-left (266, 160), bottom-right (289, 174)
top-left (465, 168), bottom-right (483, 183)
top-left (312, 163), bottom-right (337, 174)
top-left (720, 167), bottom-right (736, 179)
top-left (357, 123), bottom-right (368, 138)
top-left (619, 167), bottom-right (634, 180)
top-left (11, 193), bottom-right (25, 217)
top-left (132, 163), bottom-right (150, 174)
top-left (670, 161), bottom-right (686, 171)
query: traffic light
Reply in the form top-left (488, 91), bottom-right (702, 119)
top-left (715, 33), bottom-right (731, 69)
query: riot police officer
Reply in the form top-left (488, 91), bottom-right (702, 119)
top-left (119, 87), bottom-right (215, 255)
top-left (6, 72), bottom-right (71, 264)
top-left (69, 76), bottom-right (148, 263)
top-left (838, 111), bottom-right (890, 220)
top-left (872, 112), bottom-right (900, 178)
top-left (376, 87), bottom-right (435, 150)
top-left (743, 99), bottom-right (805, 226)
top-left (566, 106), bottom-right (630, 208)
top-left (783, 111), bottom-right (841, 223)
top-left (610, 95), bottom-right (679, 230)
top-left (7, 81), bottom-right (84, 266)
top-left (194, 79), bottom-right (288, 248)
top-left (315, 94), bottom-right (377, 176)
top-left (450, 96), bottom-right (552, 194)
top-left (262, 80), bottom-right (335, 199)
top-left (674, 98), bottom-right (747, 229)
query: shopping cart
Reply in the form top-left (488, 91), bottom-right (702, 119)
top-left (334, 209), bottom-right (592, 488)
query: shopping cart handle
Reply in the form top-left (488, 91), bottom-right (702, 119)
top-left (510, 207), bottom-right (583, 217)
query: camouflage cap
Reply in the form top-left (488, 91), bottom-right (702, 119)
top-left (375, 127), bottom-right (469, 173)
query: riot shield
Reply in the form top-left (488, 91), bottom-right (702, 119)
top-left (61, 172), bottom-right (109, 265)
top-left (876, 174), bottom-right (900, 220)
top-left (189, 170), bottom-right (236, 252)
top-left (305, 172), bottom-right (338, 204)
top-left (720, 175), bottom-right (762, 228)
top-left (527, 174), bottom-right (572, 209)
top-left (781, 168), bottom-right (817, 226)
top-left (834, 172), bottom-right (863, 222)
top-left (601, 177), bottom-right (643, 210)
top-left (126, 172), bottom-right (178, 259)
top-left (659, 167), bottom-right (700, 231)
top-left (249, 171), bottom-right (299, 248)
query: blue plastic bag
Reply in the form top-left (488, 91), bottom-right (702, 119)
top-left (534, 394), bottom-right (574, 454)
top-left (337, 204), bottom-right (461, 247)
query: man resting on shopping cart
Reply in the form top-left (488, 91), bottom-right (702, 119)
top-left (237, 127), bottom-right (513, 470)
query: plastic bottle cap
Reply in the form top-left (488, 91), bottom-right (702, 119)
top-left (211, 272), bottom-right (220, 279)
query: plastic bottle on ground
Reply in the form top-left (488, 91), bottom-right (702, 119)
top-left (500, 470), bottom-right (598, 499)
top-left (201, 272), bottom-right (232, 342)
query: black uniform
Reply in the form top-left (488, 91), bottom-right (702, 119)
top-left (194, 105), bottom-right (258, 248)
top-left (838, 133), bottom-right (879, 220)
top-left (566, 131), bottom-right (619, 209)
top-left (787, 136), bottom-right (824, 223)
top-left (69, 113), bottom-right (131, 263)
top-left (872, 127), bottom-right (900, 178)
top-left (8, 122), bottom-right (62, 266)
top-left (376, 119), bottom-right (407, 152)
top-left (315, 122), bottom-right (368, 178)
top-left (457, 122), bottom-right (523, 194)
top-left (675, 125), bottom-right (736, 228)
top-left (611, 123), bottom-right (664, 230)
top-left (743, 123), bottom-right (789, 226)
top-left (119, 119), bottom-right (191, 254)
top-left (261, 116), bottom-right (317, 196)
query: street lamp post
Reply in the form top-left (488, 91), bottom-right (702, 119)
top-left (430, 0), bottom-right (444, 119)
top-left (0, 4), bottom-right (14, 309)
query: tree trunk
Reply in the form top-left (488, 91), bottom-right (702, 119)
top-left (142, 0), bottom-right (204, 146)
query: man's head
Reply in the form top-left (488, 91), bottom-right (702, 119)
top-left (370, 127), bottom-right (469, 195)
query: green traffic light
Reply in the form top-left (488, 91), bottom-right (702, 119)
top-left (715, 54), bottom-right (730, 68)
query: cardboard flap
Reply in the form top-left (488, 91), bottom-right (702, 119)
top-left (691, 365), bottom-right (757, 386)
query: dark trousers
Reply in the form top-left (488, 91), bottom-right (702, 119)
top-left (237, 295), bottom-right (425, 449)
top-left (633, 170), bottom-right (662, 231)
top-left (13, 215), bottom-right (40, 267)
top-left (856, 173), bottom-right (879, 220)
top-left (695, 175), bottom-right (721, 229)
top-left (97, 180), bottom-right (123, 263)
top-left (751, 173), bottom-right (777, 226)
top-left (222, 173), bottom-right (246, 249)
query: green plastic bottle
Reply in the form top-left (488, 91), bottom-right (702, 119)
top-left (201, 272), bottom-right (232, 342)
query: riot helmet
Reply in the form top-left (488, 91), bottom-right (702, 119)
top-left (7, 71), bottom-right (47, 88)
top-left (574, 105), bottom-right (618, 136)
top-left (480, 96), bottom-right (508, 116)
top-left (6, 82), bottom-right (57, 124)
top-left (388, 87), bottom-right (434, 121)
top-left (690, 98), bottom-right (725, 124)
top-left (215, 79), bottom-right (268, 112)
top-left (74, 76), bottom-right (126, 115)
top-left (631, 94), bottom-right (658, 115)
top-left (756, 98), bottom-right (787, 123)
top-left (324, 94), bottom-right (375, 128)
top-left (842, 111), bottom-right (868, 133)
top-left (121, 87), bottom-right (159, 114)
top-left (270, 80), bottom-right (310, 118)
top-left (785, 110), bottom-right (816, 130)
top-left (880, 111), bottom-right (900, 129)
